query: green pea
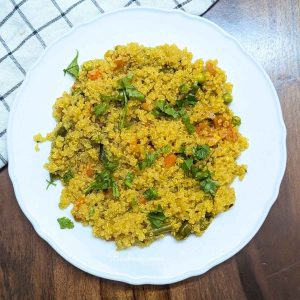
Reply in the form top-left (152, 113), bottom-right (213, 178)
top-left (179, 83), bottom-right (189, 94)
top-left (223, 93), bottom-right (233, 104)
top-left (197, 72), bottom-right (206, 84)
top-left (232, 116), bottom-right (241, 126)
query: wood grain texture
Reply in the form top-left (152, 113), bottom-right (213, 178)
top-left (1, 0), bottom-right (300, 299)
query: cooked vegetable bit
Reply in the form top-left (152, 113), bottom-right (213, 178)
top-left (116, 75), bottom-right (145, 129)
top-left (193, 145), bottom-right (211, 160)
top-left (181, 111), bottom-right (195, 134)
top-left (46, 173), bottom-right (57, 190)
top-left (200, 178), bottom-right (219, 195)
top-left (223, 92), bottom-right (233, 104)
top-left (232, 116), bottom-right (241, 126)
top-left (94, 103), bottom-right (109, 117)
top-left (57, 126), bottom-right (67, 137)
top-left (124, 172), bottom-right (134, 188)
top-left (176, 221), bottom-right (192, 240)
top-left (176, 93), bottom-right (197, 108)
top-left (191, 168), bottom-right (211, 181)
top-left (152, 100), bottom-right (180, 119)
top-left (138, 146), bottom-right (170, 170)
top-left (153, 224), bottom-right (172, 235)
top-left (143, 187), bottom-right (159, 200)
top-left (63, 170), bottom-right (74, 183)
top-left (180, 158), bottom-right (193, 175)
top-left (112, 180), bottom-right (120, 199)
top-left (164, 153), bottom-right (177, 168)
top-left (57, 217), bottom-right (74, 229)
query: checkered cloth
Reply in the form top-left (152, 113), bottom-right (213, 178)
top-left (0, 0), bottom-right (218, 168)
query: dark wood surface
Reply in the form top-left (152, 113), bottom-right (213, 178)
top-left (1, 0), bottom-right (300, 299)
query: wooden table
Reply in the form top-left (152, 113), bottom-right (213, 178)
top-left (1, 0), bottom-right (299, 299)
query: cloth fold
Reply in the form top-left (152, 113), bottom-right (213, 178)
top-left (0, 0), bottom-right (218, 168)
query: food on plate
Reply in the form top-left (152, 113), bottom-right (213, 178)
top-left (34, 43), bottom-right (248, 249)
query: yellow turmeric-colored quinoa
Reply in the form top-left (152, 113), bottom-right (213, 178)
top-left (37, 43), bottom-right (248, 249)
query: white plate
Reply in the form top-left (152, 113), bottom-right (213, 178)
top-left (7, 8), bottom-right (286, 285)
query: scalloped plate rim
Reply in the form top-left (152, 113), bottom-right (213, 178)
top-left (7, 7), bottom-right (287, 285)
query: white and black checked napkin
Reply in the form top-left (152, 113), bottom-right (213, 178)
top-left (0, 0), bottom-right (218, 168)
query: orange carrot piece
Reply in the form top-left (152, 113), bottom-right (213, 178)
top-left (86, 166), bottom-right (94, 177)
top-left (196, 123), bottom-right (208, 135)
top-left (114, 59), bottom-right (126, 70)
top-left (206, 61), bottom-right (216, 75)
top-left (139, 196), bottom-right (146, 205)
top-left (87, 69), bottom-right (102, 80)
top-left (141, 102), bottom-right (151, 111)
top-left (164, 154), bottom-right (177, 168)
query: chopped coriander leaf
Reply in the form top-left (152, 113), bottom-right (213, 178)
top-left (57, 126), bottom-right (67, 137)
top-left (138, 152), bottom-right (157, 170)
top-left (85, 181), bottom-right (104, 195)
top-left (147, 205), bottom-right (166, 229)
top-left (178, 144), bottom-right (187, 156)
top-left (191, 168), bottom-right (211, 181)
top-left (152, 100), bottom-right (180, 119)
top-left (99, 144), bottom-right (119, 172)
top-left (63, 170), bottom-right (74, 183)
top-left (180, 157), bottom-right (193, 175)
top-left (126, 87), bottom-right (145, 100)
top-left (193, 145), bottom-right (211, 160)
top-left (176, 93), bottom-right (197, 108)
top-left (103, 160), bottom-right (119, 173)
top-left (46, 174), bottom-right (57, 190)
top-left (57, 217), bottom-right (74, 229)
top-left (117, 75), bottom-right (145, 100)
top-left (112, 180), bottom-right (120, 199)
top-left (124, 172), bottom-right (134, 188)
top-left (95, 170), bottom-right (112, 189)
top-left (181, 111), bottom-right (195, 134)
top-left (117, 74), bottom-right (134, 89)
top-left (94, 103), bottom-right (109, 117)
top-left (138, 146), bottom-right (170, 170)
top-left (85, 170), bottom-right (112, 194)
top-left (176, 221), bottom-right (192, 240)
top-left (144, 187), bottom-right (158, 200)
top-left (200, 178), bottom-right (219, 195)
top-left (63, 50), bottom-right (79, 79)
top-left (116, 75), bottom-right (145, 130)
top-left (130, 197), bottom-right (138, 208)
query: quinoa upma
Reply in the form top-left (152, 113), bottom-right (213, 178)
top-left (35, 43), bottom-right (248, 249)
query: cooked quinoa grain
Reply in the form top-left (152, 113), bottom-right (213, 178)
top-left (38, 43), bottom-right (248, 249)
